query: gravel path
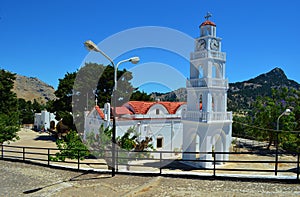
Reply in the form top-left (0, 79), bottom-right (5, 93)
top-left (1, 160), bottom-right (300, 197)
top-left (0, 160), bottom-right (79, 197)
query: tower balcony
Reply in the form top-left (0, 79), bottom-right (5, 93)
top-left (186, 78), bottom-right (228, 89)
top-left (191, 50), bottom-right (226, 61)
top-left (182, 111), bottom-right (232, 123)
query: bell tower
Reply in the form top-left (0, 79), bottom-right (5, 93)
top-left (182, 13), bottom-right (232, 168)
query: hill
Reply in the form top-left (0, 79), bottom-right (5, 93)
top-left (228, 67), bottom-right (300, 111)
top-left (150, 88), bottom-right (187, 102)
top-left (11, 67), bottom-right (299, 110)
top-left (150, 67), bottom-right (300, 112)
top-left (13, 74), bottom-right (56, 104)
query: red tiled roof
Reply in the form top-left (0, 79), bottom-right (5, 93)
top-left (126, 101), bottom-right (186, 115)
top-left (200, 20), bottom-right (216, 27)
top-left (126, 101), bottom-right (154, 114)
top-left (157, 102), bottom-right (186, 114)
top-left (115, 106), bottom-right (133, 115)
top-left (95, 105), bottom-right (105, 119)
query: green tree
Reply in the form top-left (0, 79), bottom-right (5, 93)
top-left (17, 99), bottom-right (32, 124)
top-left (48, 72), bottom-right (77, 131)
top-left (74, 63), bottom-right (135, 108)
top-left (17, 98), bottom-right (45, 124)
top-left (51, 63), bottom-right (153, 160)
top-left (74, 63), bottom-right (154, 133)
top-left (232, 114), bottom-right (253, 139)
top-left (0, 69), bottom-right (20, 144)
top-left (130, 90), bottom-right (153, 101)
top-left (85, 125), bottom-right (153, 166)
top-left (85, 124), bottom-right (112, 158)
top-left (32, 99), bottom-right (44, 113)
top-left (251, 88), bottom-right (297, 150)
top-left (50, 130), bottom-right (89, 161)
top-left (116, 127), bottom-right (139, 151)
top-left (0, 113), bottom-right (19, 145)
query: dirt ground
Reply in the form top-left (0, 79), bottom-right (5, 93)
top-left (2, 129), bottom-right (300, 196)
top-left (1, 160), bottom-right (300, 197)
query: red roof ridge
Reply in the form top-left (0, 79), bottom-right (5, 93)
top-left (156, 101), bottom-right (186, 114)
top-left (127, 101), bottom-right (155, 114)
top-left (200, 20), bottom-right (216, 27)
top-left (94, 105), bottom-right (105, 119)
top-left (114, 106), bottom-right (133, 115)
top-left (126, 101), bottom-right (186, 115)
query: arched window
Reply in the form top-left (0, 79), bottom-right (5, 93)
top-left (198, 66), bottom-right (204, 78)
top-left (211, 95), bottom-right (215, 111)
top-left (199, 94), bottom-right (202, 111)
top-left (212, 64), bottom-right (217, 78)
top-left (212, 63), bottom-right (222, 79)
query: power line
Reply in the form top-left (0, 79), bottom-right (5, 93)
top-left (233, 121), bottom-right (300, 133)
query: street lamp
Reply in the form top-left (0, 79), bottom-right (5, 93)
top-left (275, 108), bottom-right (291, 175)
top-left (277, 109), bottom-right (291, 131)
top-left (84, 40), bottom-right (140, 177)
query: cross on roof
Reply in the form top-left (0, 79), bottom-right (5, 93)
top-left (204, 12), bottom-right (212, 21)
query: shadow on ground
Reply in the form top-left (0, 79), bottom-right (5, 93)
top-left (34, 135), bottom-right (56, 142)
top-left (141, 160), bottom-right (202, 171)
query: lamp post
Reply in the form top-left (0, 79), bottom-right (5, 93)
top-left (84, 40), bottom-right (140, 177)
top-left (275, 108), bottom-right (291, 175)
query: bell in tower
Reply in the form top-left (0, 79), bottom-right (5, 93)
top-left (200, 12), bottom-right (217, 37)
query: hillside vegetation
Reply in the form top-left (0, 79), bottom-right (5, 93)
top-left (151, 68), bottom-right (300, 113)
top-left (13, 74), bottom-right (56, 104)
top-left (228, 68), bottom-right (300, 112)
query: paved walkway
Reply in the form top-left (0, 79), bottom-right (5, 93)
top-left (2, 129), bottom-right (300, 196)
top-left (4, 128), bottom-right (57, 148)
top-left (1, 159), bottom-right (300, 197)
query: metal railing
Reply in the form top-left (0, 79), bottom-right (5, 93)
top-left (182, 111), bottom-right (232, 122)
top-left (1, 144), bottom-right (299, 181)
top-left (190, 50), bottom-right (226, 61)
top-left (186, 78), bottom-right (228, 88)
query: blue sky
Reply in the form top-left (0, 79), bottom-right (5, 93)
top-left (1, 0), bottom-right (300, 93)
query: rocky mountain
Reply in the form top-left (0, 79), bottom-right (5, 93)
top-left (150, 68), bottom-right (300, 112)
top-left (228, 67), bottom-right (300, 111)
top-left (150, 88), bottom-right (187, 102)
top-left (13, 74), bottom-right (56, 104)
top-left (11, 67), bottom-right (299, 110)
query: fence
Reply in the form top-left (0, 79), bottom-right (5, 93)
top-left (1, 144), bottom-right (300, 181)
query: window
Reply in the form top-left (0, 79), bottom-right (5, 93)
top-left (156, 137), bottom-right (163, 149)
top-left (212, 96), bottom-right (215, 111)
top-left (156, 109), bottom-right (159, 115)
top-left (199, 94), bottom-right (203, 111)
top-left (198, 66), bottom-right (204, 78)
top-left (212, 65), bottom-right (217, 78)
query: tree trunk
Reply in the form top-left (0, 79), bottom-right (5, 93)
top-left (267, 132), bottom-right (274, 150)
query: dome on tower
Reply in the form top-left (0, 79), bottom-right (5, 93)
top-left (200, 20), bottom-right (216, 27)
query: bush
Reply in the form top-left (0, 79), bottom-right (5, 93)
top-left (0, 113), bottom-right (20, 145)
top-left (50, 130), bottom-right (89, 161)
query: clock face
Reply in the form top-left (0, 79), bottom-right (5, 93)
top-left (210, 38), bottom-right (219, 51)
top-left (197, 39), bottom-right (206, 50)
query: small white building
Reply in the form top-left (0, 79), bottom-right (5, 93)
top-left (84, 101), bottom-right (187, 157)
top-left (34, 110), bottom-right (58, 131)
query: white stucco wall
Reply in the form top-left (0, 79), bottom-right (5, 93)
top-left (34, 110), bottom-right (57, 131)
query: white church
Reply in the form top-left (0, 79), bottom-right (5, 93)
top-left (84, 14), bottom-right (232, 168)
